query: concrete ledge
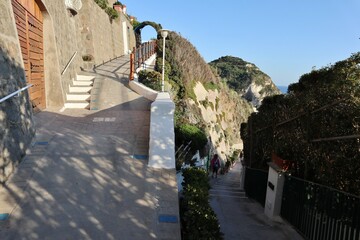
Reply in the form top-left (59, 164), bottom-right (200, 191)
top-left (129, 53), bottom-right (158, 101)
top-left (129, 81), bottom-right (158, 101)
top-left (148, 92), bottom-right (176, 169)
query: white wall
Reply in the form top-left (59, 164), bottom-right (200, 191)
top-left (264, 163), bottom-right (285, 221)
top-left (148, 92), bottom-right (176, 169)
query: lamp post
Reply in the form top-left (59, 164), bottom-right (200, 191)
top-left (159, 29), bottom-right (169, 92)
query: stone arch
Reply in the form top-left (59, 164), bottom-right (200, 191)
top-left (134, 21), bottom-right (162, 47)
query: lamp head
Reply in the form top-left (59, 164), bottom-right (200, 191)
top-left (159, 29), bottom-right (169, 38)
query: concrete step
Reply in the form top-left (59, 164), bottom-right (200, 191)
top-left (64, 102), bottom-right (89, 109)
top-left (76, 75), bottom-right (95, 81)
top-left (66, 93), bottom-right (90, 101)
top-left (69, 86), bottom-right (92, 93)
top-left (209, 188), bottom-right (247, 198)
top-left (73, 80), bottom-right (93, 86)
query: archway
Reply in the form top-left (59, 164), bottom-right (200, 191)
top-left (134, 21), bottom-right (162, 47)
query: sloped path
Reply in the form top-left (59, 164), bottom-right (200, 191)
top-left (0, 55), bottom-right (180, 240)
top-left (209, 162), bottom-right (303, 240)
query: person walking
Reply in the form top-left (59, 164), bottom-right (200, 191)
top-left (210, 154), bottom-right (220, 178)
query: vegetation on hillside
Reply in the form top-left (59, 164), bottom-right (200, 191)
top-left (241, 52), bottom-right (360, 195)
top-left (153, 32), bottom-right (253, 163)
top-left (209, 56), bottom-right (280, 104)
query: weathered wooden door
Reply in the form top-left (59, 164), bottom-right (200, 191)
top-left (12, 0), bottom-right (45, 111)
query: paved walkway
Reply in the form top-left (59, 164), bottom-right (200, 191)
top-left (209, 161), bottom-right (304, 240)
top-left (0, 56), bottom-right (180, 239)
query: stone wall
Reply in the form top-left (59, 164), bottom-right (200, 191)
top-left (0, 0), bottom-right (35, 182)
top-left (41, 0), bottom-right (136, 106)
top-left (0, 0), bottom-right (135, 182)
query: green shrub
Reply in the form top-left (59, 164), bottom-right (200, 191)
top-left (215, 97), bottom-right (220, 111)
top-left (113, 1), bottom-right (123, 6)
top-left (180, 168), bottom-right (223, 239)
top-left (175, 124), bottom-right (208, 156)
top-left (105, 7), bottom-right (119, 19)
top-left (138, 70), bottom-right (161, 91)
top-left (94, 0), bottom-right (108, 9)
top-left (203, 81), bottom-right (218, 91)
top-left (209, 101), bottom-right (215, 111)
top-left (199, 97), bottom-right (209, 109)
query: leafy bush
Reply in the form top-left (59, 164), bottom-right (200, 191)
top-left (94, 0), bottom-right (108, 9)
top-left (241, 52), bottom-right (360, 195)
top-left (138, 70), bottom-right (161, 91)
top-left (105, 7), bottom-right (119, 19)
top-left (180, 168), bottom-right (223, 239)
top-left (175, 124), bottom-right (208, 156)
top-left (203, 81), bottom-right (218, 91)
top-left (113, 1), bottom-right (123, 6)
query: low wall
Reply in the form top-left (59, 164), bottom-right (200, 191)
top-left (129, 54), bottom-right (158, 101)
top-left (148, 92), bottom-right (176, 169)
top-left (129, 81), bottom-right (157, 101)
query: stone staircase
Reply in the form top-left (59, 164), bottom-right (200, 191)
top-left (209, 162), bottom-right (248, 199)
top-left (210, 178), bottom-right (247, 199)
top-left (64, 74), bottom-right (95, 109)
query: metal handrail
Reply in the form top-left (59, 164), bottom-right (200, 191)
top-left (61, 51), bottom-right (78, 75)
top-left (0, 84), bottom-right (33, 103)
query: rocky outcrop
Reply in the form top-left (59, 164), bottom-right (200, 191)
top-left (187, 83), bottom-right (252, 160)
top-left (160, 33), bottom-right (255, 160)
top-left (209, 56), bottom-right (281, 108)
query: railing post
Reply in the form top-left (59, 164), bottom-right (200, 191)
top-left (129, 53), bottom-right (134, 81)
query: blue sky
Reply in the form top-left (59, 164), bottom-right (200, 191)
top-left (124, 0), bottom-right (360, 86)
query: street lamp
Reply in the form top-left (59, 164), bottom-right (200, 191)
top-left (159, 29), bottom-right (169, 92)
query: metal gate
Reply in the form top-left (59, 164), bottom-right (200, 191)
top-left (244, 167), bottom-right (268, 206)
top-left (12, 0), bottom-right (45, 111)
top-left (281, 175), bottom-right (360, 240)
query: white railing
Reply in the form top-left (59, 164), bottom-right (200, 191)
top-left (61, 51), bottom-right (78, 75)
top-left (0, 84), bottom-right (33, 103)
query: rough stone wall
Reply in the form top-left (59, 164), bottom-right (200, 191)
top-left (0, 0), bottom-right (35, 182)
top-left (86, 2), bottom-right (122, 65)
top-left (40, 0), bottom-right (136, 104)
top-left (0, 0), bottom-right (136, 182)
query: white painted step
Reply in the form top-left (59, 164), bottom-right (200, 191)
top-left (73, 79), bottom-right (93, 86)
top-left (64, 102), bottom-right (89, 109)
top-left (69, 86), bottom-right (92, 93)
top-left (76, 75), bottom-right (95, 81)
top-left (66, 93), bottom-right (90, 101)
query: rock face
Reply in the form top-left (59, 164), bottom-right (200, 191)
top-left (0, 4), bottom-right (34, 182)
top-left (209, 56), bottom-right (281, 107)
top-left (162, 33), bottom-right (253, 161)
top-left (187, 83), bottom-right (252, 161)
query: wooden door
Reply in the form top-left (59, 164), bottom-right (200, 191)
top-left (12, 0), bottom-right (45, 111)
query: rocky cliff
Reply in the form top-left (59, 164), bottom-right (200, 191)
top-left (158, 33), bottom-right (253, 161)
top-left (209, 56), bottom-right (281, 107)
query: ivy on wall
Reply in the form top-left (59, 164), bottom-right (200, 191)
top-left (94, 0), bottom-right (119, 20)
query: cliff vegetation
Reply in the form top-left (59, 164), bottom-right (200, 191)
top-left (241, 52), bottom-right (360, 195)
top-left (153, 32), bottom-right (254, 163)
top-left (209, 56), bottom-right (281, 107)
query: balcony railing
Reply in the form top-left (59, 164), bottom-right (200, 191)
top-left (129, 41), bottom-right (157, 80)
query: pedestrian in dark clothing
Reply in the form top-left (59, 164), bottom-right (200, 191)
top-left (210, 154), bottom-right (220, 178)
